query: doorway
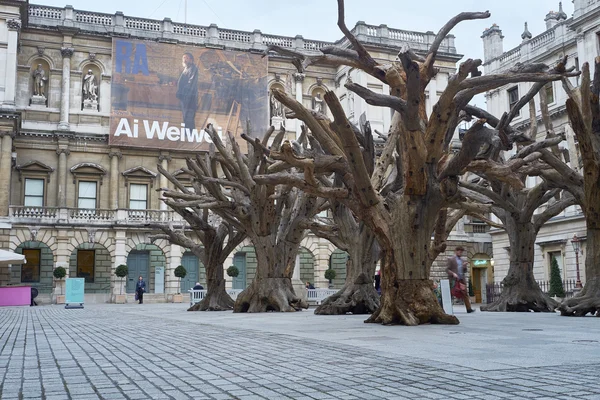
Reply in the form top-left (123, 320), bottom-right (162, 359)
top-left (127, 251), bottom-right (149, 293)
top-left (180, 252), bottom-right (199, 292)
top-left (232, 253), bottom-right (247, 289)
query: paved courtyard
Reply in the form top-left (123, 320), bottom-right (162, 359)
top-left (0, 303), bottom-right (599, 400)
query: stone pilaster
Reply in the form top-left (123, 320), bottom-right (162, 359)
top-left (58, 47), bottom-right (74, 131)
top-left (111, 230), bottom-right (127, 301)
top-left (315, 242), bottom-right (331, 289)
top-left (166, 243), bottom-right (182, 295)
top-left (54, 232), bottom-right (70, 303)
top-left (293, 73), bottom-right (305, 139)
top-left (56, 144), bottom-right (70, 207)
top-left (158, 153), bottom-right (171, 211)
top-left (0, 132), bottom-right (14, 216)
top-left (108, 149), bottom-right (122, 209)
top-left (1, 19), bottom-right (21, 110)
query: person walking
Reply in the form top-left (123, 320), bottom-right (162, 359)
top-left (135, 275), bottom-right (146, 304)
top-left (447, 246), bottom-right (475, 313)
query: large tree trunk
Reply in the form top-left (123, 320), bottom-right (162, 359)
top-left (188, 236), bottom-right (235, 312)
top-left (188, 263), bottom-right (233, 311)
top-left (481, 219), bottom-right (557, 312)
top-left (233, 236), bottom-right (308, 312)
top-left (559, 228), bottom-right (600, 316)
top-left (365, 197), bottom-right (459, 325)
top-left (315, 226), bottom-right (380, 315)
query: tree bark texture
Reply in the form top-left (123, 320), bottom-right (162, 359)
top-left (480, 218), bottom-right (557, 312)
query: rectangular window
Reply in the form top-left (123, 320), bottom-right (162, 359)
top-left (77, 250), bottom-right (95, 283)
top-left (24, 178), bottom-right (44, 207)
top-left (21, 249), bottom-right (41, 283)
top-left (78, 181), bottom-right (97, 209)
top-left (129, 184), bottom-right (148, 210)
top-left (507, 86), bottom-right (519, 110)
top-left (545, 83), bottom-right (554, 104)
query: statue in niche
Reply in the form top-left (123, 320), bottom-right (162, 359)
top-left (83, 70), bottom-right (98, 102)
top-left (312, 92), bottom-right (324, 114)
top-left (32, 64), bottom-right (48, 97)
top-left (82, 69), bottom-right (99, 110)
top-left (270, 93), bottom-right (285, 128)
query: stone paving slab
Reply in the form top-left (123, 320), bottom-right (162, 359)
top-left (0, 304), bottom-right (599, 400)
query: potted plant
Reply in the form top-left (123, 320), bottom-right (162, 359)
top-left (173, 265), bottom-right (187, 303)
top-left (548, 256), bottom-right (566, 301)
top-left (114, 264), bottom-right (128, 304)
top-left (53, 266), bottom-right (67, 304)
top-left (324, 268), bottom-right (336, 289)
top-left (227, 265), bottom-right (239, 279)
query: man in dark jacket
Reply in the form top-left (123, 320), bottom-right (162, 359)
top-left (192, 282), bottom-right (204, 290)
top-left (176, 52), bottom-right (199, 131)
top-left (135, 275), bottom-right (146, 304)
top-left (447, 246), bottom-right (474, 313)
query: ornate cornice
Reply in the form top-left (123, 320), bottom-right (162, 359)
top-left (56, 148), bottom-right (71, 156)
top-left (108, 150), bottom-right (123, 159)
top-left (158, 154), bottom-right (172, 162)
top-left (293, 73), bottom-right (305, 83)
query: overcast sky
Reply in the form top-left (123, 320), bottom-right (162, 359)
top-left (40, 0), bottom-right (571, 108)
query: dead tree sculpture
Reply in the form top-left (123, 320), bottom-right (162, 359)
top-left (160, 124), bottom-right (333, 312)
top-left (259, 0), bottom-right (578, 325)
top-left (150, 193), bottom-right (245, 311)
top-left (538, 59), bottom-right (600, 317)
top-left (299, 120), bottom-right (381, 315)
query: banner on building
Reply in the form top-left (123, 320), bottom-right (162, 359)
top-left (109, 38), bottom-right (268, 151)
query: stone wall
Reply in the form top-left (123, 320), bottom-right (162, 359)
top-left (299, 247), bottom-right (315, 284)
top-left (329, 250), bottom-right (348, 289)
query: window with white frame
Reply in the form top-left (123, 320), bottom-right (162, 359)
top-left (507, 86), bottom-right (519, 111)
top-left (78, 181), bottom-right (97, 209)
top-left (24, 178), bottom-right (44, 207)
top-left (129, 184), bottom-right (148, 210)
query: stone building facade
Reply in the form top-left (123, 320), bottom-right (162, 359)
top-left (481, 1), bottom-right (597, 287)
top-left (0, 0), bottom-right (490, 304)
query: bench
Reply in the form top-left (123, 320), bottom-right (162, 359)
top-left (188, 289), bottom-right (244, 306)
top-left (307, 289), bottom-right (338, 305)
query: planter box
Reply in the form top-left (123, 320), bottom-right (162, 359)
top-left (172, 294), bottom-right (183, 303)
top-left (115, 294), bottom-right (127, 304)
top-left (56, 295), bottom-right (65, 304)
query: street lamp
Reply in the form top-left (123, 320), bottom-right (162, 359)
top-left (571, 234), bottom-right (583, 289)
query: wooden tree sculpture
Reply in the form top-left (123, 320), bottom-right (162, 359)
top-left (531, 59), bottom-right (600, 317)
top-left (300, 119), bottom-right (381, 315)
top-left (259, 0), bottom-right (578, 325)
top-left (150, 198), bottom-right (244, 311)
top-left (160, 124), bottom-right (332, 312)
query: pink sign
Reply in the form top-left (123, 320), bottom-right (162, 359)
top-left (0, 286), bottom-right (30, 306)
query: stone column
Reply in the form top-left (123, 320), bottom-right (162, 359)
top-left (58, 47), bottom-right (74, 131)
top-left (1, 19), bottom-right (21, 110)
top-left (112, 230), bottom-right (128, 302)
top-left (54, 232), bottom-right (70, 303)
top-left (293, 73), bottom-right (305, 140)
top-left (158, 153), bottom-right (171, 211)
top-left (56, 143), bottom-right (70, 208)
top-left (108, 149), bottom-right (122, 209)
top-left (0, 132), bottom-right (14, 216)
top-left (166, 244), bottom-right (182, 298)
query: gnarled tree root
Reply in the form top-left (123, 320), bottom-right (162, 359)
top-left (364, 280), bottom-right (458, 326)
top-left (558, 286), bottom-right (600, 317)
top-left (233, 277), bottom-right (308, 313)
top-left (315, 274), bottom-right (380, 315)
top-left (187, 290), bottom-right (234, 312)
top-left (481, 284), bottom-right (557, 312)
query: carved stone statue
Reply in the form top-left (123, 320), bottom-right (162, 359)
top-left (312, 92), bottom-right (324, 114)
top-left (270, 93), bottom-right (284, 119)
top-left (82, 70), bottom-right (98, 102)
top-left (32, 64), bottom-right (47, 97)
